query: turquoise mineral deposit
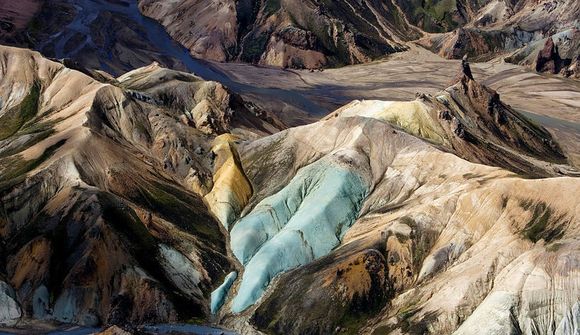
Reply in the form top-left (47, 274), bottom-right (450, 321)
top-left (230, 155), bottom-right (369, 312)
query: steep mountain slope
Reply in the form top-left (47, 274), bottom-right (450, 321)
top-left (0, 45), bottom-right (282, 328)
top-left (504, 29), bottom-right (580, 78)
top-left (0, 46), bottom-right (578, 334)
top-left (138, 0), bottom-right (420, 68)
top-left (2, 0), bottom-right (578, 76)
top-left (211, 113), bottom-right (579, 335)
top-left (415, 0), bottom-right (580, 76)
top-left (398, 0), bottom-right (578, 35)
top-left (205, 62), bottom-right (579, 334)
top-left (326, 57), bottom-right (571, 177)
top-left (0, 0), bottom-right (199, 78)
top-left (1, 0), bottom-right (419, 71)
top-left (208, 53), bottom-right (580, 167)
top-left (229, 118), bottom-right (579, 335)
top-left (0, 0), bottom-right (188, 76)
top-left (137, 0), bottom-right (579, 74)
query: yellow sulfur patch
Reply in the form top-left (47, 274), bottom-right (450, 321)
top-left (204, 134), bottom-right (253, 229)
top-left (333, 100), bottom-right (447, 145)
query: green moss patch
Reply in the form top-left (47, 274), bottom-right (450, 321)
top-left (400, 0), bottom-right (460, 33)
top-left (0, 139), bottom-right (65, 193)
top-left (263, 0), bottom-right (281, 16)
top-left (240, 32), bottom-right (270, 63)
top-left (520, 200), bottom-right (568, 243)
top-left (0, 81), bottom-right (41, 141)
top-left (133, 180), bottom-right (224, 246)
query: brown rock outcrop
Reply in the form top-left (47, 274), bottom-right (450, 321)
top-left (138, 0), bottom-right (417, 69)
top-left (536, 37), bottom-right (562, 74)
top-left (0, 45), bottom-right (284, 327)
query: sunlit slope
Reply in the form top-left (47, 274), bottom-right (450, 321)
top-left (326, 59), bottom-right (573, 178)
top-left (0, 45), bottom-right (283, 327)
top-left (209, 115), bottom-right (579, 335)
top-left (205, 63), bottom-right (579, 335)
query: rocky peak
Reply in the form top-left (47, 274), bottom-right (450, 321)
top-left (442, 57), bottom-right (568, 170)
top-left (453, 54), bottom-right (479, 86)
top-left (536, 37), bottom-right (562, 73)
top-left (461, 54), bottom-right (474, 80)
top-left (453, 55), bottom-right (500, 110)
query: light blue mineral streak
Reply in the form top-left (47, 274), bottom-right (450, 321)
top-left (210, 271), bottom-right (237, 314)
top-left (230, 162), bottom-right (323, 264)
top-left (230, 158), bottom-right (368, 313)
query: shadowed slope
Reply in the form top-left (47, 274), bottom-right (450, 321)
top-left (0, 45), bottom-right (283, 327)
top-left (196, 63), bottom-right (580, 334)
top-left (212, 117), bottom-right (580, 335)
top-left (138, 0), bottom-right (419, 69)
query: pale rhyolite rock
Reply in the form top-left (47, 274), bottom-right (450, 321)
top-left (216, 113), bottom-right (579, 334)
top-left (0, 281), bottom-right (21, 326)
top-left (0, 45), bottom-right (233, 325)
top-left (328, 100), bottom-right (447, 145)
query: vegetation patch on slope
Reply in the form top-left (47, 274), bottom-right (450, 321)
top-left (519, 200), bottom-right (568, 243)
top-left (0, 81), bottom-right (40, 140)
top-left (0, 139), bottom-right (65, 193)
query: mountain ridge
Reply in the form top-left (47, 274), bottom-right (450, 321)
top-left (0, 13), bottom-right (579, 332)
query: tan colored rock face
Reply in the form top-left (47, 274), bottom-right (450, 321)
top-left (137, 0), bottom-right (414, 68)
top-left (0, 42), bottom-right (579, 334)
top-left (138, 0), bottom-right (238, 62)
top-left (0, 45), bottom-right (283, 326)
top-left (134, 0), bottom-right (579, 74)
top-left (204, 134), bottom-right (253, 229)
top-left (353, 175), bottom-right (580, 335)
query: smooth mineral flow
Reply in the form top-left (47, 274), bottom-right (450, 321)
top-left (0, 1), bottom-right (579, 331)
top-left (230, 149), bottom-right (370, 312)
top-left (210, 272), bottom-right (238, 315)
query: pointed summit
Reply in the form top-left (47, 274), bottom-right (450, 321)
top-left (461, 54), bottom-right (474, 80)
top-left (453, 55), bottom-right (475, 84)
top-left (535, 37), bottom-right (563, 74)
